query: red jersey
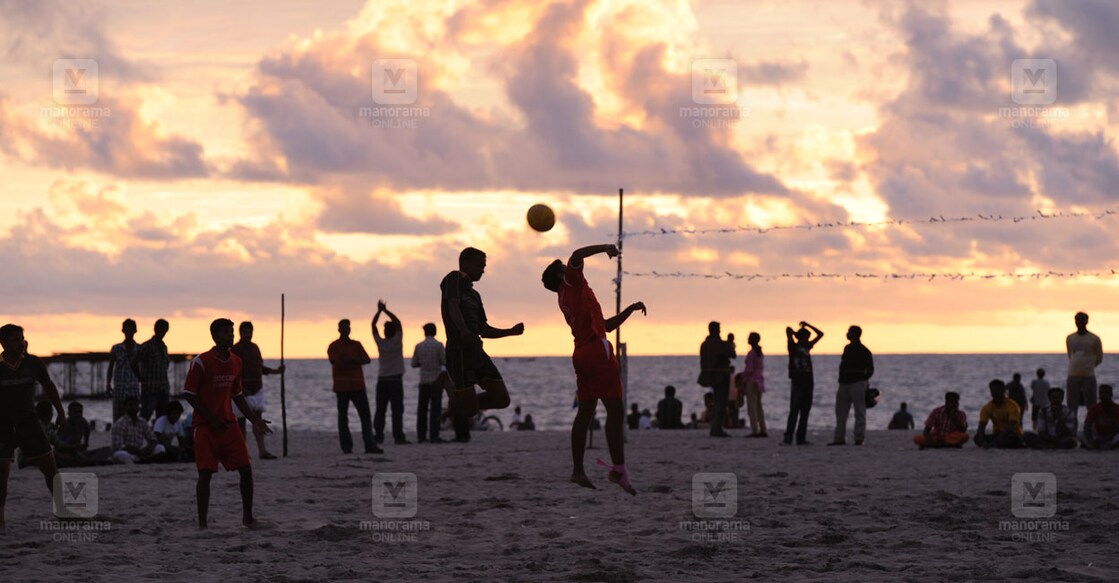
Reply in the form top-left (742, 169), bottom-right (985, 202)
top-left (231, 340), bottom-right (264, 392)
top-left (328, 338), bottom-right (369, 393)
top-left (558, 261), bottom-right (607, 348)
top-left (184, 348), bottom-right (244, 428)
top-left (1086, 401), bottom-right (1119, 439)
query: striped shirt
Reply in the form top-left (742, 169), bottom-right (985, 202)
top-left (411, 336), bottom-right (446, 385)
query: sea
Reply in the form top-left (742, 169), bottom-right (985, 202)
top-left (53, 354), bottom-right (1116, 434)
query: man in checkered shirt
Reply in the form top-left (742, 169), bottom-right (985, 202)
top-left (411, 323), bottom-right (446, 443)
top-left (110, 396), bottom-right (167, 463)
top-left (131, 319), bottom-right (171, 421)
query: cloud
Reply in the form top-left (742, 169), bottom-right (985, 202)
top-left (0, 0), bottom-right (151, 83)
top-left (229, 0), bottom-right (790, 200)
top-left (315, 187), bottom-right (457, 235)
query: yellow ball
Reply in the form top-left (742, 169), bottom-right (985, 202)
top-left (526, 204), bottom-right (555, 232)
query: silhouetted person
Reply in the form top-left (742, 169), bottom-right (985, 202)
top-left (627, 403), bottom-right (641, 430)
top-left (0, 324), bottom-right (65, 527)
top-left (656, 385), bottom-right (683, 430)
top-left (914, 392), bottom-right (969, 449)
top-left (542, 245), bottom-right (645, 495)
top-left (132, 319), bottom-right (171, 421)
top-left (518, 414), bottom-right (536, 431)
top-left (106, 318), bottom-right (141, 422)
top-left (411, 323), bottom-right (446, 443)
top-left (1066, 312), bottom-right (1103, 423)
top-left (372, 300), bottom-right (408, 445)
top-left (1006, 372), bottom-right (1027, 426)
top-left (1024, 387), bottom-right (1077, 449)
top-left (698, 321), bottom-right (736, 437)
top-left (328, 320), bottom-right (381, 454)
top-left (436, 247), bottom-right (524, 443)
top-left (831, 326), bottom-right (874, 446)
top-left (739, 332), bottom-right (767, 437)
top-left (182, 318), bottom-right (272, 529)
top-left (1029, 368), bottom-right (1050, 429)
top-left (783, 322), bottom-right (822, 445)
top-left (888, 402), bottom-right (914, 430)
top-left (1081, 384), bottom-right (1119, 449)
top-left (975, 380), bottom-right (1024, 449)
top-left (232, 321), bottom-right (284, 460)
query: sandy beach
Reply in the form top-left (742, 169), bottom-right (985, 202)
top-left (3, 427), bottom-right (1116, 583)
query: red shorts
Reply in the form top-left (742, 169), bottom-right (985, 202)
top-left (573, 338), bottom-right (622, 401)
top-left (194, 424), bottom-right (251, 472)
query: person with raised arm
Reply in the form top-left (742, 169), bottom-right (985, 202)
top-left (542, 244), bottom-right (646, 495)
top-left (783, 322), bottom-right (823, 445)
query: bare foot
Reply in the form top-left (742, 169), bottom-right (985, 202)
top-left (199, 521), bottom-right (208, 530)
top-left (570, 473), bottom-right (596, 490)
top-left (244, 518), bottom-right (274, 530)
top-left (607, 470), bottom-right (637, 497)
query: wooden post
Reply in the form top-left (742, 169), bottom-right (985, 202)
top-left (281, 293), bottom-right (288, 458)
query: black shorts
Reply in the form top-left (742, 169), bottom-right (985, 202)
top-left (0, 417), bottom-right (52, 462)
top-left (446, 343), bottom-right (502, 389)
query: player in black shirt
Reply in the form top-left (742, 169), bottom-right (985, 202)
top-left (1, 324), bottom-right (66, 526)
top-left (436, 248), bottom-right (524, 440)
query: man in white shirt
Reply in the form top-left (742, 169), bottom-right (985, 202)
top-left (1066, 312), bottom-right (1103, 423)
top-left (372, 300), bottom-right (409, 445)
top-left (411, 323), bottom-right (446, 443)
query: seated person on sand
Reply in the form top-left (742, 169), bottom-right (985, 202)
top-left (111, 396), bottom-right (170, 464)
top-left (517, 414), bottom-right (536, 431)
top-left (974, 380), bottom-right (1024, 449)
top-left (21, 401), bottom-right (111, 468)
top-left (639, 409), bottom-right (653, 430)
top-left (154, 400), bottom-right (191, 460)
top-left (888, 402), bottom-right (915, 430)
top-left (626, 403), bottom-right (641, 430)
top-left (57, 401), bottom-right (91, 451)
top-left (509, 406), bottom-right (525, 430)
top-left (1024, 387), bottom-right (1077, 450)
top-left (914, 392), bottom-right (968, 449)
top-left (656, 385), bottom-right (684, 429)
top-left (1080, 384), bottom-right (1119, 450)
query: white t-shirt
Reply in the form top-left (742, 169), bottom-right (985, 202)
top-left (153, 415), bottom-right (185, 438)
top-left (639, 414), bottom-right (652, 430)
top-left (1067, 331), bottom-right (1103, 377)
top-left (375, 332), bottom-right (405, 378)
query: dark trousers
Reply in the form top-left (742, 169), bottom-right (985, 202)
top-left (710, 376), bottom-right (730, 435)
top-left (140, 387), bottom-right (169, 421)
top-left (416, 383), bottom-right (442, 441)
top-left (784, 379), bottom-right (813, 444)
top-left (336, 391), bottom-right (377, 453)
top-left (453, 415), bottom-right (471, 442)
top-left (374, 376), bottom-right (406, 442)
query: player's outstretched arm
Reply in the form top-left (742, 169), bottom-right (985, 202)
top-left (569, 244), bottom-right (619, 269)
top-left (605, 301), bottom-right (647, 333)
top-left (481, 322), bottom-right (525, 339)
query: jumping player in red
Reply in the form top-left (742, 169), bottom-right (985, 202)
top-left (182, 318), bottom-right (271, 529)
top-left (542, 244), bottom-right (646, 495)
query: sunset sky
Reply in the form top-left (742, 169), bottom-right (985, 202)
top-left (2, 0), bottom-right (1118, 358)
